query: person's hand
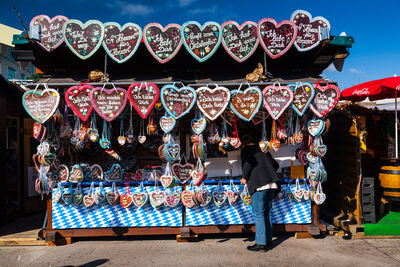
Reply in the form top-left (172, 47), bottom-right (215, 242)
top-left (241, 178), bottom-right (247, 185)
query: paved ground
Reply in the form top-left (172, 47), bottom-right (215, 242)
top-left (0, 235), bottom-right (399, 267)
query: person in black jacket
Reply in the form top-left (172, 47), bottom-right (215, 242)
top-left (241, 135), bottom-right (280, 252)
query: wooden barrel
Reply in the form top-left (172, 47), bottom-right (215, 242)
top-left (379, 159), bottom-right (400, 202)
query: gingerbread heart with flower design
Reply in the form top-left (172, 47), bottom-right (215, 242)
top-left (63, 19), bottom-right (104, 60)
top-left (90, 87), bottom-right (127, 122)
top-left (30, 15), bottom-right (69, 52)
top-left (262, 84), bottom-right (293, 120)
top-left (65, 84), bottom-right (94, 121)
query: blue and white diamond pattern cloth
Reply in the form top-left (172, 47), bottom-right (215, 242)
top-left (185, 184), bottom-right (311, 226)
top-left (52, 186), bottom-right (182, 229)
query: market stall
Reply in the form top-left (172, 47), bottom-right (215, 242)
top-left (16, 10), bottom-right (353, 244)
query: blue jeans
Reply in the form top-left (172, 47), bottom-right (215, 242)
top-left (251, 189), bottom-right (275, 245)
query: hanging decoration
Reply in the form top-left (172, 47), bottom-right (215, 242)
top-left (196, 85), bottom-right (230, 121)
top-left (191, 158), bottom-right (206, 186)
top-left (126, 105), bottom-right (135, 143)
top-left (118, 118), bottom-right (126, 146)
top-left (230, 85), bottom-right (262, 121)
top-left (90, 84), bottom-right (128, 122)
top-left (85, 164), bottom-right (104, 182)
top-left (160, 84), bottom-right (197, 119)
top-left (172, 155), bottom-right (194, 184)
top-left (227, 180), bottom-right (240, 205)
top-left (106, 182), bottom-right (119, 205)
top-left (262, 82), bottom-right (293, 120)
top-left (120, 183), bottom-right (133, 208)
top-left (257, 18), bottom-right (297, 59)
top-left (165, 188), bottom-right (181, 207)
top-left (220, 21), bottom-right (259, 62)
top-left (149, 183), bottom-right (166, 209)
top-left (22, 84), bottom-right (60, 124)
top-left (127, 82), bottom-right (160, 119)
top-left (63, 19), bottom-right (104, 60)
top-left (307, 118), bottom-right (325, 137)
top-left (269, 120), bottom-right (280, 152)
top-left (259, 112), bottom-right (269, 153)
top-left (160, 163), bottom-right (178, 189)
top-left (132, 182), bottom-right (148, 208)
top-left (143, 23), bottom-right (182, 64)
top-left (213, 181), bottom-right (227, 208)
top-left (309, 81), bottom-right (340, 117)
top-left (83, 182), bottom-right (96, 207)
top-left (73, 183), bottom-right (83, 205)
top-left (288, 82), bottom-right (315, 116)
top-left (102, 22), bottom-right (142, 63)
top-left (181, 21), bottom-right (222, 62)
top-left (147, 113), bottom-right (158, 135)
top-left (65, 83), bottom-right (94, 122)
top-left (181, 183), bottom-right (196, 208)
top-left (160, 114), bottom-right (176, 133)
top-left (30, 15), bottom-right (69, 52)
top-left (104, 164), bottom-right (123, 182)
top-left (230, 116), bottom-right (241, 148)
top-left (290, 10), bottom-right (330, 52)
top-left (191, 109), bottom-right (207, 135)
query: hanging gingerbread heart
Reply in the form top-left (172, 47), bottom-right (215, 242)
top-left (160, 85), bottom-right (197, 119)
top-left (257, 18), bottom-right (297, 59)
top-left (306, 152), bottom-right (318, 164)
top-left (221, 21), bottom-right (259, 62)
top-left (213, 190), bottom-right (227, 208)
top-left (230, 86), bottom-right (262, 121)
top-left (150, 190), bottom-right (167, 208)
top-left (191, 170), bottom-right (205, 186)
top-left (196, 86), bottom-right (230, 121)
top-left (57, 164), bottom-right (69, 182)
top-left (128, 83), bottom-right (159, 119)
top-left (143, 23), bottom-right (182, 64)
top-left (227, 190), bottom-right (239, 205)
top-left (160, 175), bottom-right (176, 189)
top-left (181, 21), bottom-right (222, 62)
top-left (164, 143), bottom-right (180, 163)
top-left (262, 84), bottom-right (293, 120)
top-left (291, 10), bottom-right (330, 52)
top-left (104, 164), bottom-right (123, 182)
top-left (102, 22), bottom-right (142, 63)
top-left (288, 82), bottom-right (315, 116)
top-left (309, 82), bottom-right (340, 117)
top-left (120, 193), bottom-right (133, 208)
top-left (307, 119), bottom-right (325, 137)
top-left (165, 191), bottom-right (181, 207)
top-left (181, 190), bottom-right (196, 208)
top-left (132, 192), bottom-right (148, 208)
top-left (69, 165), bottom-right (83, 182)
top-left (106, 192), bottom-right (119, 205)
top-left (22, 88), bottom-right (60, 124)
top-left (30, 15), bottom-right (69, 52)
top-left (65, 84), bottom-right (94, 121)
top-left (85, 164), bottom-right (103, 182)
top-left (83, 195), bottom-right (95, 207)
top-left (63, 19), bottom-right (104, 60)
top-left (191, 118), bottom-right (207, 135)
top-left (172, 163), bottom-right (194, 183)
top-left (160, 115), bottom-right (176, 133)
top-left (315, 145), bottom-right (327, 158)
top-left (90, 87), bottom-right (128, 122)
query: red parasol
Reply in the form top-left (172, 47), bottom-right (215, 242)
top-left (341, 76), bottom-right (400, 102)
top-left (341, 76), bottom-right (400, 158)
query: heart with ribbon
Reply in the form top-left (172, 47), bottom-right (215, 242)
top-left (262, 83), bottom-right (293, 120)
top-left (213, 190), bottom-right (227, 208)
top-left (150, 190), bottom-right (167, 209)
top-left (160, 175), bottom-right (176, 189)
top-left (69, 165), bottom-right (83, 182)
top-left (85, 164), bottom-right (103, 182)
top-left (230, 86), bottom-right (262, 121)
top-left (160, 85), bottom-right (197, 119)
top-left (307, 119), bottom-right (325, 137)
top-left (132, 192), bottom-right (148, 208)
top-left (221, 21), bottom-right (259, 62)
top-left (172, 162), bottom-right (194, 183)
top-left (227, 190), bottom-right (239, 205)
top-left (102, 22), bottom-right (142, 63)
top-left (30, 15), bottom-right (69, 52)
top-left (65, 84), bottom-right (94, 121)
top-left (258, 18), bottom-right (297, 59)
top-left (57, 164), bottom-right (69, 182)
top-left (165, 191), bottom-right (181, 207)
top-left (309, 81), bottom-right (340, 118)
top-left (159, 115), bottom-right (176, 133)
top-left (181, 190), bottom-right (196, 208)
top-left (163, 143), bottom-right (180, 163)
top-left (181, 21), bottom-right (222, 62)
top-left (291, 10), bottom-right (330, 52)
top-left (191, 118), bottom-right (207, 135)
top-left (104, 164), bottom-right (123, 182)
top-left (315, 145), bottom-right (327, 158)
top-left (106, 192), bottom-right (119, 205)
top-left (196, 86), bottom-right (230, 121)
top-left (128, 82), bottom-right (160, 119)
top-left (90, 86), bottom-right (127, 122)
top-left (22, 86), bottom-right (60, 124)
top-left (288, 82), bottom-right (315, 116)
top-left (63, 19), bottom-right (104, 60)
top-left (143, 23), bottom-right (182, 64)
top-left (83, 195), bottom-right (95, 207)
top-left (120, 194), bottom-right (133, 208)
top-left (314, 182), bottom-right (326, 205)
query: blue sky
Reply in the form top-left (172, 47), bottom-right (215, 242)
top-left (2, 0), bottom-right (400, 89)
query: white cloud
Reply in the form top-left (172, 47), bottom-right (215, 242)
top-left (349, 68), bottom-right (363, 74)
top-left (187, 5), bottom-right (217, 15)
top-left (178, 0), bottom-right (197, 7)
top-left (326, 64), bottom-right (337, 72)
top-left (105, 1), bottom-right (155, 17)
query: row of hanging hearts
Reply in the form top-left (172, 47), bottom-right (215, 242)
top-left (23, 81), bottom-right (340, 132)
top-left (31, 10), bottom-right (329, 63)
top-left (275, 179), bottom-right (325, 205)
top-left (57, 163), bottom-right (123, 183)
